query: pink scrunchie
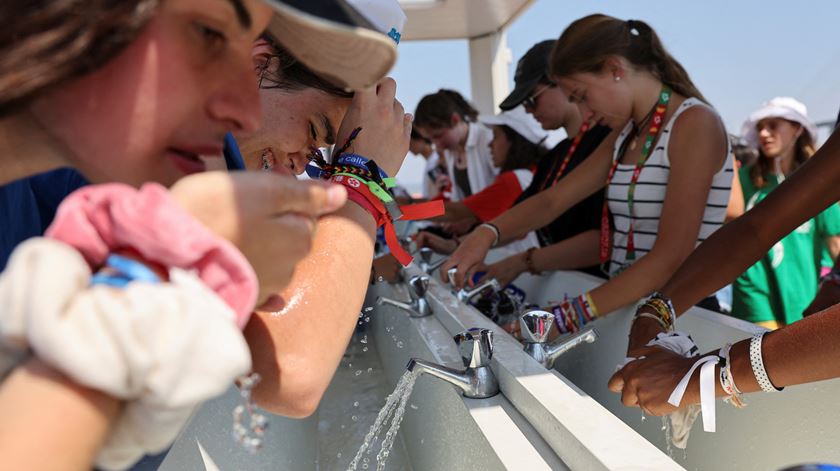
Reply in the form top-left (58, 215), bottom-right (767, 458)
top-left (45, 183), bottom-right (257, 328)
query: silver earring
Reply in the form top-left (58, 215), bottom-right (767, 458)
top-left (614, 76), bottom-right (621, 82)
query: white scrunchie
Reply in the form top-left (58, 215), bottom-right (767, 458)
top-left (0, 238), bottom-right (252, 470)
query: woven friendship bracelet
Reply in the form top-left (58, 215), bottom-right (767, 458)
top-left (749, 333), bottom-right (783, 393)
top-left (635, 292), bottom-right (676, 331)
top-left (718, 343), bottom-right (746, 408)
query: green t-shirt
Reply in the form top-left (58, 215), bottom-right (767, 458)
top-left (731, 166), bottom-right (840, 324)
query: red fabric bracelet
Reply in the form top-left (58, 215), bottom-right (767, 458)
top-left (329, 175), bottom-right (444, 266)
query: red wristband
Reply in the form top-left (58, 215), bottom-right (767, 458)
top-left (329, 175), bottom-right (445, 267)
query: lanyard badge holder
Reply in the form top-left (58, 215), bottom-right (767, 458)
top-left (600, 87), bottom-right (671, 276)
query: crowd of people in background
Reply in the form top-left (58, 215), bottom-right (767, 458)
top-left (0, 1), bottom-right (839, 469)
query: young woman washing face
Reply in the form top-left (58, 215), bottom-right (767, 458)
top-left (443, 14), bottom-right (731, 338)
top-left (0, 0), bottom-right (408, 468)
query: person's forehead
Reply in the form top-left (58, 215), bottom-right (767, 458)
top-left (757, 117), bottom-right (788, 127)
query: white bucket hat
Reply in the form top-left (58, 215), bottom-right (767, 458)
top-left (741, 97), bottom-right (818, 150)
top-left (479, 105), bottom-right (549, 145)
top-left (265, 0), bottom-right (407, 90)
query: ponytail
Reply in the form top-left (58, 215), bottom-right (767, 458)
top-left (414, 89), bottom-right (479, 130)
top-left (550, 14), bottom-right (707, 103)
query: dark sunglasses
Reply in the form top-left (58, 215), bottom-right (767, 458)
top-left (522, 83), bottom-right (553, 109)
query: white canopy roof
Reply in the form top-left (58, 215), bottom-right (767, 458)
top-left (399, 0), bottom-right (534, 41)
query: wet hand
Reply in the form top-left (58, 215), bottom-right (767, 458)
top-left (440, 227), bottom-right (495, 289)
top-left (171, 171), bottom-right (346, 305)
top-left (336, 77), bottom-right (412, 177)
top-left (476, 254), bottom-right (525, 288)
top-left (414, 231), bottom-right (458, 255)
top-left (608, 346), bottom-right (699, 416)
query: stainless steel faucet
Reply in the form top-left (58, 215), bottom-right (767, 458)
top-left (375, 275), bottom-right (432, 318)
top-left (418, 247), bottom-right (448, 274)
top-left (406, 327), bottom-right (499, 398)
top-left (520, 310), bottom-right (599, 369)
top-left (446, 267), bottom-right (502, 303)
top-left (400, 236), bottom-right (415, 252)
top-left (456, 278), bottom-right (501, 303)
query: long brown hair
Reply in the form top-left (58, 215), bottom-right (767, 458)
top-left (549, 14), bottom-right (707, 103)
top-left (0, 0), bottom-right (159, 117)
top-left (497, 125), bottom-right (545, 172)
top-left (750, 125), bottom-right (815, 189)
top-left (414, 89), bottom-right (479, 130)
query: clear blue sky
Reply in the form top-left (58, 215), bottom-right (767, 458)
top-left (390, 0), bottom-right (840, 190)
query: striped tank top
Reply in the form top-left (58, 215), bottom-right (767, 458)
top-left (606, 98), bottom-right (733, 276)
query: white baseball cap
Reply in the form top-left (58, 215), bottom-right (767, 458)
top-left (479, 105), bottom-right (549, 145)
top-left (741, 97), bottom-right (818, 149)
top-left (265, 0), bottom-right (407, 90)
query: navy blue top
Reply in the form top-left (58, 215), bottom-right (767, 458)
top-left (0, 168), bottom-right (87, 269)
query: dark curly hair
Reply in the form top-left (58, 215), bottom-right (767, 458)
top-left (256, 34), bottom-right (353, 99)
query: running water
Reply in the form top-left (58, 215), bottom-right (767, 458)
top-left (662, 417), bottom-right (674, 459)
top-left (348, 370), bottom-right (419, 471)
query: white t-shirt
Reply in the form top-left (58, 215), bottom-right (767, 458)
top-left (422, 151), bottom-right (442, 199)
top-left (444, 122), bottom-right (499, 201)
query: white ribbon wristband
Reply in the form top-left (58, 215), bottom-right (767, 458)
top-left (667, 354), bottom-right (720, 433)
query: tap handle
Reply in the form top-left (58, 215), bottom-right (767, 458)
top-left (454, 327), bottom-right (494, 368)
top-left (519, 310), bottom-right (554, 344)
top-left (408, 275), bottom-right (430, 299)
top-left (419, 247), bottom-right (434, 265)
top-left (463, 278), bottom-right (501, 299)
top-left (447, 267), bottom-right (458, 286)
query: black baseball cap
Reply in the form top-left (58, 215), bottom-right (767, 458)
top-left (499, 40), bottom-right (556, 111)
top-left (265, 0), bottom-right (400, 90)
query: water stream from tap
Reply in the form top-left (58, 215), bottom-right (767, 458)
top-left (348, 370), bottom-right (419, 471)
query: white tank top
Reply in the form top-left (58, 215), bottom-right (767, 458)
top-left (606, 98), bottom-right (733, 276)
